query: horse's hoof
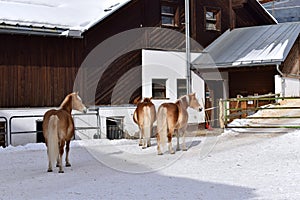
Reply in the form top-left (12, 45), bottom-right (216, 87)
top-left (182, 148), bottom-right (187, 151)
top-left (56, 164), bottom-right (60, 167)
top-left (176, 148), bottom-right (181, 151)
top-left (142, 146), bottom-right (147, 149)
top-left (47, 169), bottom-right (53, 172)
top-left (59, 170), bottom-right (64, 173)
top-left (170, 151), bottom-right (175, 154)
top-left (66, 163), bottom-right (71, 167)
top-left (138, 143), bottom-right (142, 146)
top-left (157, 152), bottom-right (163, 155)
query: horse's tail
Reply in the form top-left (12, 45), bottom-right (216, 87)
top-left (47, 115), bottom-right (59, 168)
top-left (157, 106), bottom-right (168, 147)
top-left (143, 106), bottom-right (151, 140)
top-left (133, 109), bottom-right (138, 124)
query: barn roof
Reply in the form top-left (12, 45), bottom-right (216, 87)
top-left (192, 22), bottom-right (300, 70)
top-left (0, 0), bottom-right (131, 37)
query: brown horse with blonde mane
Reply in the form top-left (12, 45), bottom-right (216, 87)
top-left (42, 92), bottom-right (87, 173)
top-left (156, 93), bottom-right (202, 155)
top-left (133, 97), bottom-right (156, 149)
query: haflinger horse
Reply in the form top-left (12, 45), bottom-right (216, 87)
top-left (42, 92), bottom-right (87, 173)
top-left (156, 93), bottom-right (202, 155)
top-left (133, 97), bottom-right (156, 149)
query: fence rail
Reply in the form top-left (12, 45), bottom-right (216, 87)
top-left (1, 109), bottom-right (101, 147)
top-left (220, 95), bottom-right (300, 129)
top-left (0, 117), bottom-right (8, 147)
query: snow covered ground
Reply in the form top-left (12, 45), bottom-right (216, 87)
top-left (0, 130), bottom-right (300, 200)
top-left (1, 100), bottom-right (300, 200)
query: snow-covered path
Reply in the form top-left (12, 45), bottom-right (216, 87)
top-left (1, 130), bottom-right (300, 200)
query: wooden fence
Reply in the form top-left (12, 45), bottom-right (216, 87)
top-left (220, 94), bottom-right (300, 129)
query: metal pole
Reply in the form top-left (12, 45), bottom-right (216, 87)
top-left (185, 0), bottom-right (191, 94)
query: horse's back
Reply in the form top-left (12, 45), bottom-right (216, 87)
top-left (159, 103), bottom-right (179, 118)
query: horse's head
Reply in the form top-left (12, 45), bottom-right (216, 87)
top-left (188, 93), bottom-right (202, 112)
top-left (72, 92), bottom-right (87, 113)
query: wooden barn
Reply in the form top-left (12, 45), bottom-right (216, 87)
top-left (192, 22), bottom-right (300, 126)
top-left (0, 0), bottom-right (276, 108)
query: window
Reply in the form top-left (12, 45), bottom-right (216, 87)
top-left (177, 79), bottom-right (187, 98)
top-left (152, 79), bottom-right (167, 99)
top-left (161, 1), bottom-right (179, 27)
top-left (161, 6), bottom-right (176, 26)
top-left (205, 7), bottom-right (221, 31)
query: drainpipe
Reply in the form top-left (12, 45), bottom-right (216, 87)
top-left (276, 64), bottom-right (284, 76)
top-left (185, 0), bottom-right (191, 94)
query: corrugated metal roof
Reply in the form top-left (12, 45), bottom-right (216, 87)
top-left (192, 22), bottom-right (300, 69)
top-left (0, 0), bottom-right (131, 37)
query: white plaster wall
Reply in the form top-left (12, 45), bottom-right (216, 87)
top-left (276, 75), bottom-right (300, 97)
top-left (142, 49), bottom-right (205, 123)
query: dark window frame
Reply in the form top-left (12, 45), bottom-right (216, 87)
top-left (204, 7), bottom-right (221, 31)
top-left (152, 79), bottom-right (167, 99)
top-left (161, 0), bottom-right (180, 27)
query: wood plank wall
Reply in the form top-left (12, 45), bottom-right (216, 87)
top-left (0, 34), bottom-right (83, 107)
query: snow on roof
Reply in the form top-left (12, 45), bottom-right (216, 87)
top-left (0, 0), bottom-right (131, 36)
top-left (193, 22), bottom-right (300, 69)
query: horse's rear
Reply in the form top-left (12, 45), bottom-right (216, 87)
top-left (133, 98), bottom-right (156, 149)
top-left (156, 103), bottom-right (179, 155)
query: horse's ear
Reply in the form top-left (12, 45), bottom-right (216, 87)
top-left (191, 92), bottom-right (196, 96)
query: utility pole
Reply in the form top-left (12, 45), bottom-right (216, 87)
top-left (185, 0), bottom-right (191, 94)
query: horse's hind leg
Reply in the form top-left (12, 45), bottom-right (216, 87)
top-left (156, 133), bottom-right (163, 155)
top-left (65, 140), bottom-right (71, 167)
top-left (58, 141), bottom-right (65, 173)
top-left (138, 128), bottom-right (143, 146)
top-left (168, 130), bottom-right (175, 154)
top-left (47, 149), bottom-right (53, 172)
top-left (176, 129), bottom-right (180, 151)
top-left (182, 130), bottom-right (187, 151)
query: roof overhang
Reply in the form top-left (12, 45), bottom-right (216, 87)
top-left (0, 0), bottom-right (131, 37)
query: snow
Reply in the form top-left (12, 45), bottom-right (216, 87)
top-left (232, 39), bottom-right (289, 66)
top-left (1, 128), bottom-right (300, 199)
top-left (1, 100), bottom-right (300, 199)
top-left (0, 0), bottom-right (131, 32)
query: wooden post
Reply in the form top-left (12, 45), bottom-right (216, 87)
top-left (219, 99), bottom-right (225, 129)
top-left (241, 101), bottom-right (247, 118)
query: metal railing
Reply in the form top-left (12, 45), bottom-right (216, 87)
top-left (4, 109), bottom-right (101, 146)
top-left (221, 95), bottom-right (300, 129)
top-left (0, 117), bottom-right (8, 147)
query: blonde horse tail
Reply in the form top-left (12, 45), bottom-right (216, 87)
top-left (47, 115), bottom-right (59, 171)
top-left (157, 106), bottom-right (168, 150)
top-left (133, 109), bottom-right (138, 124)
top-left (143, 106), bottom-right (151, 147)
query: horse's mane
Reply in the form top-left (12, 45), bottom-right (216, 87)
top-left (175, 94), bottom-right (189, 108)
top-left (59, 93), bottom-right (74, 113)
